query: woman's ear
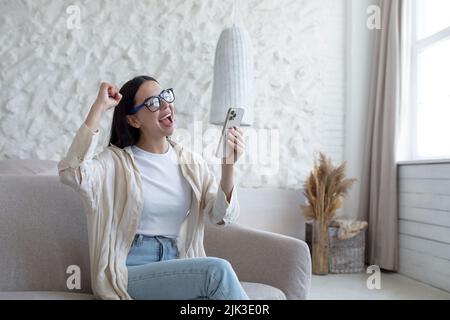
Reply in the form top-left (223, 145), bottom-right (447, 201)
top-left (126, 115), bottom-right (141, 129)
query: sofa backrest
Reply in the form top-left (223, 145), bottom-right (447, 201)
top-left (0, 175), bottom-right (92, 293)
top-left (236, 188), bottom-right (305, 240)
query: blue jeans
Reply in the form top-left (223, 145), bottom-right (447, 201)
top-left (126, 234), bottom-right (249, 300)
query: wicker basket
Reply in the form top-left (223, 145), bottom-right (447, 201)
top-left (328, 226), bottom-right (365, 274)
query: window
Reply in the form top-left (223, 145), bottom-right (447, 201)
top-left (411, 0), bottom-right (450, 160)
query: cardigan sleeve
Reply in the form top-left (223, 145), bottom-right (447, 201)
top-left (200, 160), bottom-right (240, 226)
top-left (57, 122), bottom-right (106, 212)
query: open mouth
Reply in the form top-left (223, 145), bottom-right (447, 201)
top-left (159, 113), bottom-right (173, 127)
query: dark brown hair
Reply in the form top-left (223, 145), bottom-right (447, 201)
top-left (108, 75), bottom-right (158, 149)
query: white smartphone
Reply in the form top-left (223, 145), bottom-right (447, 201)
top-left (215, 107), bottom-right (245, 158)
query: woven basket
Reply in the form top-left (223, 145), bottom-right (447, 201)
top-left (328, 226), bottom-right (365, 274)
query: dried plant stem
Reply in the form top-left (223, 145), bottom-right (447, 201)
top-left (312, 219), bottom-right (329, 275)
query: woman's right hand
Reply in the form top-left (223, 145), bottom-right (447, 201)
top-left (95, 82), bottom-right (122, 111)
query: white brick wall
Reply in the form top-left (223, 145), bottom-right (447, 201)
top-left (0, 0), bottom-right (346, 189)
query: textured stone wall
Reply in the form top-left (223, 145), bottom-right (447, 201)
top-left (0, 0), bottom-right (346, 188)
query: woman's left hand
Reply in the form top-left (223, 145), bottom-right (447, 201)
top-left (223, 127), bottom-right (245, 165)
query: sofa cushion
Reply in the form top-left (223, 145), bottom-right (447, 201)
top-left (240, 282), bottom-right (286, 300)
top-left (0, 291), bottom-right (95, 300)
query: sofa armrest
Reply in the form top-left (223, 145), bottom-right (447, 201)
top-left (204, 223), bottom-right (311, 300)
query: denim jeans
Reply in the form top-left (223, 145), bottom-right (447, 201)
top-left (126, 234), bottom-right (249, 300)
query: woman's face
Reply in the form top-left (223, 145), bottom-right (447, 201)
top-left (127, 80), bottom-right (175, 138)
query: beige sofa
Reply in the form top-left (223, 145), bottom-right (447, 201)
top-left (0, 160), bottom-right (311, 300)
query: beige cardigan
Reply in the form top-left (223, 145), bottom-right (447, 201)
top-left (57, 123), bottom-right (240, 300)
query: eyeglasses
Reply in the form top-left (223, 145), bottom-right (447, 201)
top-left (128, 88), bottom-right (175, 114)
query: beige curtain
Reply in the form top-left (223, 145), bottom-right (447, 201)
top-left (358, 0), bottom-right (408, 271)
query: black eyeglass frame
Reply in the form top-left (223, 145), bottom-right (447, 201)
top-left (128, 88), bottom-right (175, 115)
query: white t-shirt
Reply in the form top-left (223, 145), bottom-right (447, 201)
top-left (131, 142), bottom-right (192, 238)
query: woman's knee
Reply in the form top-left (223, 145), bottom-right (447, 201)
top-left (203, 257), bottom-right (235, 277)
top-left (202, 257), bottom-right (248, 300)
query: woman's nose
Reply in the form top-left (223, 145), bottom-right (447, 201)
top-left (160, 99), bottom-right (170, 111)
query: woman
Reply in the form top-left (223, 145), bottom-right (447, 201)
top-left (58, 75), bottom-right (249, 300)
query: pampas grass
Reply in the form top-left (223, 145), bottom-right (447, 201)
top-left (302, 153), bottom-right (356, 274)
top-left (302, 153), bottom-right (356, 225)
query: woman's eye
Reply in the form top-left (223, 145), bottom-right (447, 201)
top-left (152, 97), bottom-right (160, 106)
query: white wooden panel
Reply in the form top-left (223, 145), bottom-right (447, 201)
top-left (399, 179), bottom-right (450, 195)
top-left (399, 248), bottom-right (450, 277)
top-left (400, 248), bottom-right (450, 277)
top-left (399, 207), bottom-right (450, 228)
top-left (399, 220), bottom-right (450, 244)
top-left (399, 256), bottom-right (450, 293)
top-left (236, 188), bottom-right (305, 240)
top-left (399, 193), bottom-right (450, 212)
top-left (398, 163), bottom-right (450, 293)
top-left (399, 163), bottom-right (450, 179)
top-left (399, 234), bottom-right (450, 261)
top-left (399, 261), bottom-right (426, 285)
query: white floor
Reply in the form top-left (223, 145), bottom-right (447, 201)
top-left (308, 272), bottom-right (450, 300)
